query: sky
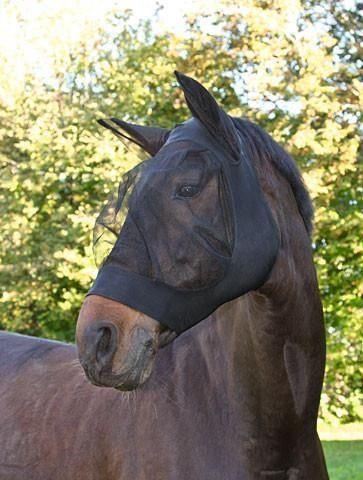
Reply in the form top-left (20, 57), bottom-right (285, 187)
top-left (0, 0), bottom-right (220, 38)
top-left (0, 0), bottom-right (221, 101)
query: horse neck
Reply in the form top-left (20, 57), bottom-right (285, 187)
top-left (208, 209), bottom-right (326, 437)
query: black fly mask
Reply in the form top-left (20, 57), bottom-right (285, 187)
top-left (89, 72), bottom-right (279, 334)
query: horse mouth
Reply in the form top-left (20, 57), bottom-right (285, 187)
top-left (81, 352), bottom-right (156, 391)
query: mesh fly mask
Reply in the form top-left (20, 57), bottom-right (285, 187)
top-left (88, 73), bottom-right (279, 334)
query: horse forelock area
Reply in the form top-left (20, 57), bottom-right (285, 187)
top-left (234, 118), bottom-right (314, 236)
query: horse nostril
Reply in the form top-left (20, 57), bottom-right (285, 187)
top-left (96, 327), bottom-right (111, 359)
top-left (95, 324), bottom-right (117, 367)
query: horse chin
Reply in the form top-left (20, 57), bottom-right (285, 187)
top-left (83, 357), bottom-right (155, 391)
top-left (113, 359), bottom-right (155, 391)
top-left (114, 370), bottom-right (151, 392)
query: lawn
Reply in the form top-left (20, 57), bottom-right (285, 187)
top-left (319, 423), bottom-right (363, 480)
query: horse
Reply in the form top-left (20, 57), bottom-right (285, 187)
top-left (0, 72), bottom-right (328, 479)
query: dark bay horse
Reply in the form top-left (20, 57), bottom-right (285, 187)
top-left (0, 72), bottom-right (328, 479)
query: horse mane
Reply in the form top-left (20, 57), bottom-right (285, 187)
top-left (233, 117), bottom-right (314, 236)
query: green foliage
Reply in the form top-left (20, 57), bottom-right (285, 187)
top-left (0, 1), bottom-right (361, 420)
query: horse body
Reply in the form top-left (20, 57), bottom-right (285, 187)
top-left (0, 260), bottom-right (327, 480)
top-left (0, 333), bottom-right (115, 480)
top-left (0, 73), bottom-right (328, 479)
top-left (0, 330), bottom-right (244, 480)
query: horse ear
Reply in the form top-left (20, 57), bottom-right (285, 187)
top-left (174, 71), bottom-right (241, 161)
top-left (97, 118), bottom-right (170, 156)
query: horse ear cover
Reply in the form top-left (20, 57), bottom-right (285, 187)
top-left (97, 118), bottom-right (170, 156)
top-left (174, 71), bottom-right (241, 161)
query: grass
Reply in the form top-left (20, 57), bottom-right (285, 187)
top-left (319, 422), bottom-right (363, 480)
top-left (322, 440), bottom-right (363, 480)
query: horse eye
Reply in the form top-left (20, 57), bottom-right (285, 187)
top-left (177, 184), bottom-right (200, 198)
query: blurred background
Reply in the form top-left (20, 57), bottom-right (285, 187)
top-left (0, 0), bottom-right (361, 475)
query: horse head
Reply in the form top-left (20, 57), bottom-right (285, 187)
top-left (76, 72), bottom-right (280, 390)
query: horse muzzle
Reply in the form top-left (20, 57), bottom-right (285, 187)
top-left (78, 321), bottom-right (157, 390)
